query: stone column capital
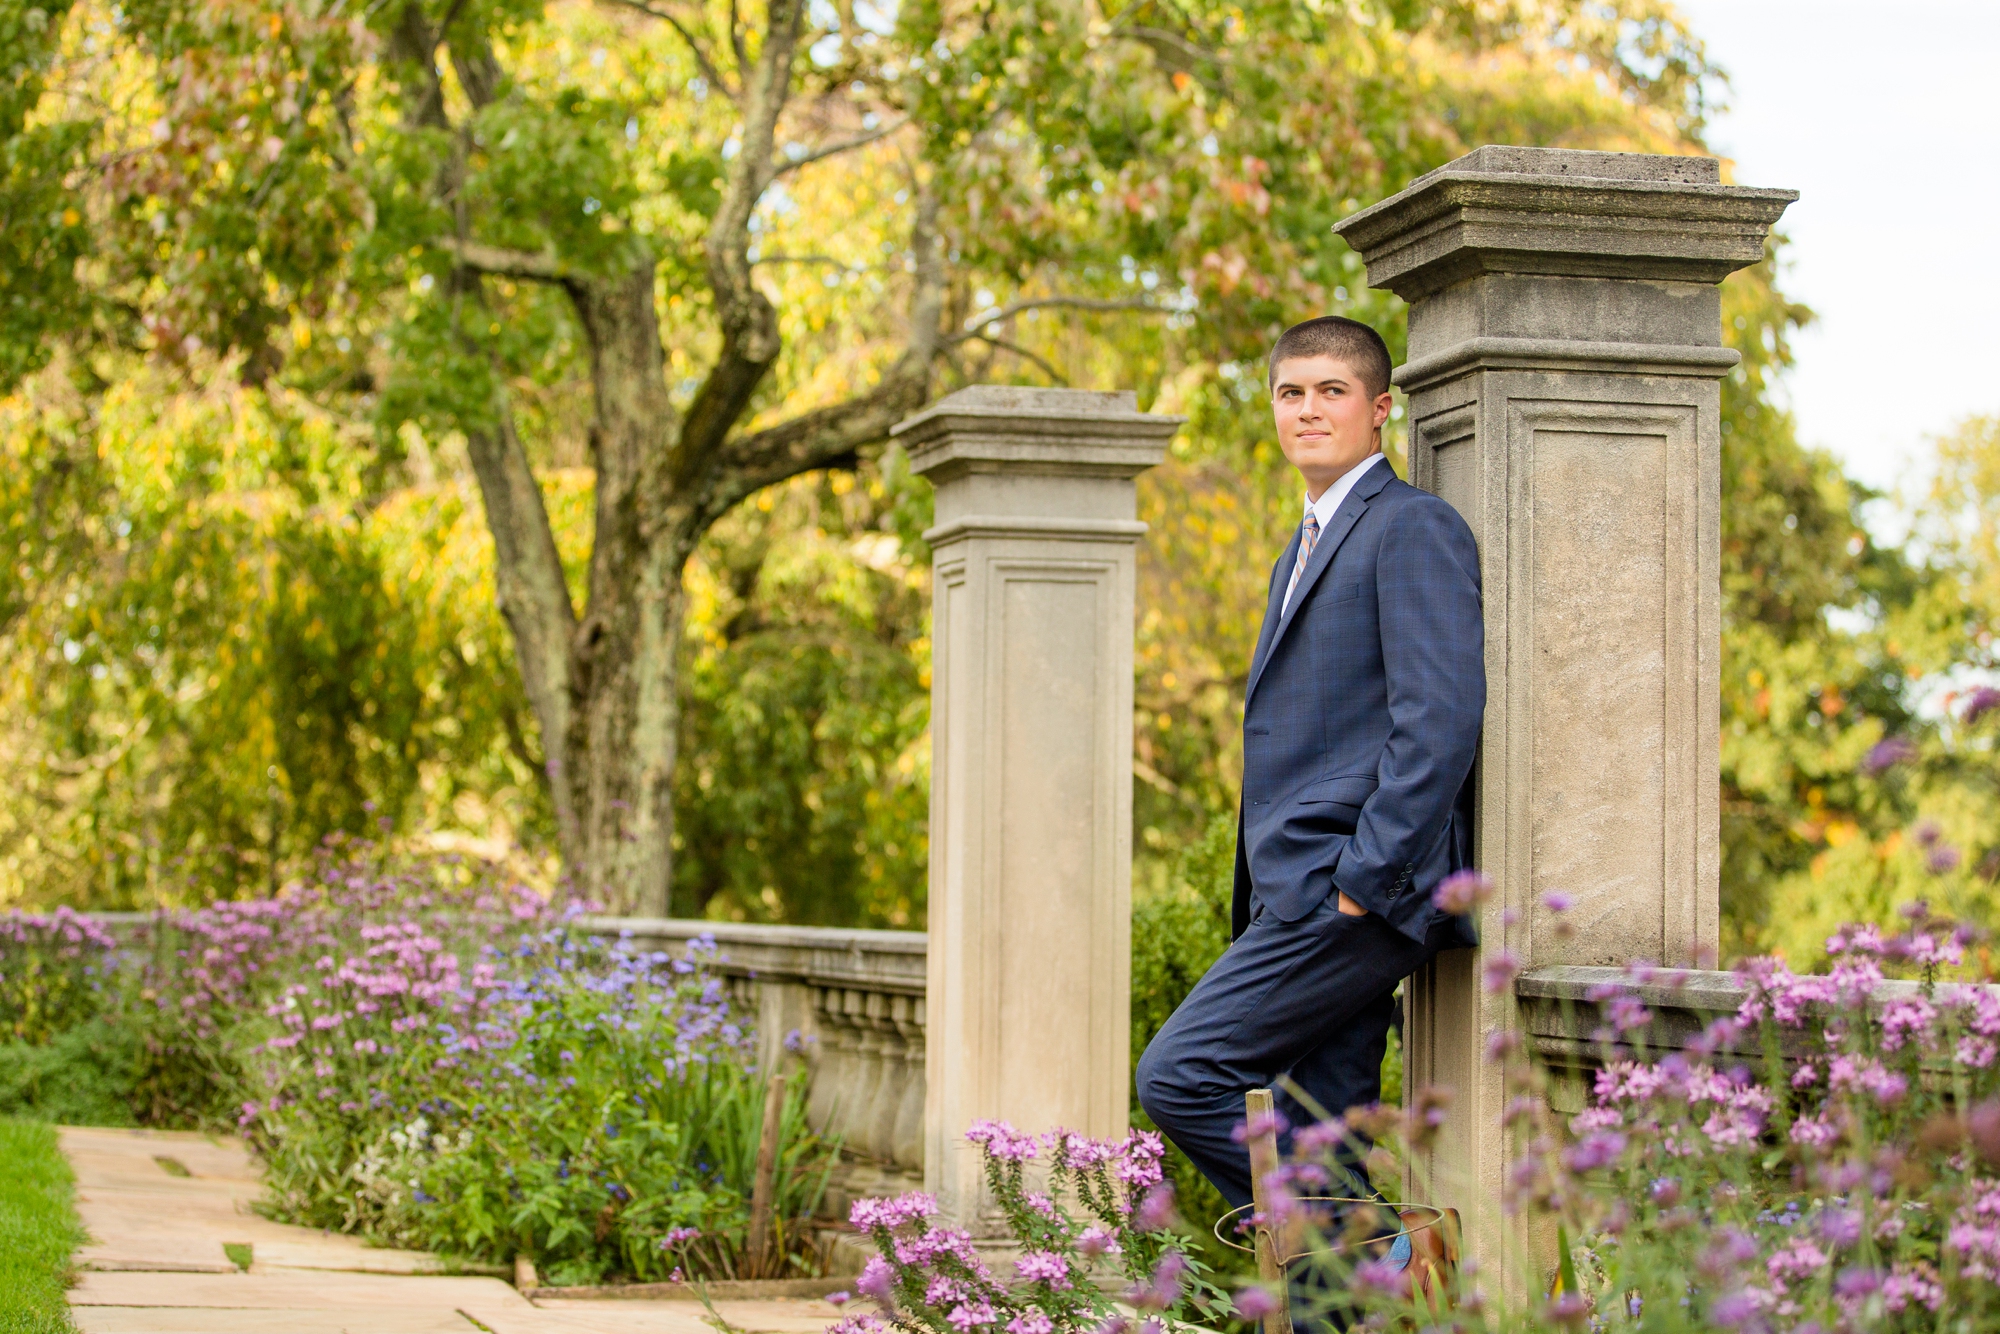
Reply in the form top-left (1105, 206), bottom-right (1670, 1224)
top-left (894, 386), bottom-right (1182, 485)
top-left (1333, 146), bottom-right (1797, 302)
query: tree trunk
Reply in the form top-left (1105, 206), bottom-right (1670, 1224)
top-left (560, 263), bottom-right (686, 917)
top-left (414, 0), bottom-right (942, 916)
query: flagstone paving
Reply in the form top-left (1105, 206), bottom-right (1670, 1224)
top-left (60, 1127), bottom-right (859, 1334)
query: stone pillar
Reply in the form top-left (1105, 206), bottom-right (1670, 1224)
top-left (894, 386), bottom-right (1179, 1226)
top-left (1332, 147), bottom-right (1793, 1261)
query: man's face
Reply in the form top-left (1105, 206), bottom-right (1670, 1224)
top-left (1270, 353), bottom-right (1393, 498)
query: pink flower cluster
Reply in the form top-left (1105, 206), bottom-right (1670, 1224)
top-left (1950, 1179), bottom-right (2000, 1279)
top-left (842, 1120), bottom-right (1202, 1334)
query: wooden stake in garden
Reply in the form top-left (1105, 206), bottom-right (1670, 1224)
top-left (746, 1072), bottom-right (787, 1276)
top-left (1246, 1088), bottom-right (1294, 1334)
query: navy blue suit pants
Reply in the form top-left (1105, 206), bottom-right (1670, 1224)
top-left (1135, 895), bottom-right (1458, 1209)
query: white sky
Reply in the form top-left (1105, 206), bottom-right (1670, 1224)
top-left (1674, 0), bottom-right (2000, 502)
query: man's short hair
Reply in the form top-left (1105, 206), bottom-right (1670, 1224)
top-left (1267, 316), bottom-right (1394, 399)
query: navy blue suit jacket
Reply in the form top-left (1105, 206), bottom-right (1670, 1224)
top-left (1231, 459), bottom-right (1484, 947)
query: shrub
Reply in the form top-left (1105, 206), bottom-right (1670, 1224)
top-left (0, 1018), bottom-right (143, 1126)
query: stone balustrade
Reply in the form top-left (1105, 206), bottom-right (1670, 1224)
top-left (1515, 964), bottom-right (2000, 1112)
top-left (577, 917), bottom-right (928, 1216)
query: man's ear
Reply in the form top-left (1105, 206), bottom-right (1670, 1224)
top-left (1372, 391), bottom-right (1394, 429)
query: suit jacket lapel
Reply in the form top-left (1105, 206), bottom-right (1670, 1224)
top-left (1245, 463), bottom-right (1395, 705)
top-left (1246, 526), bottom-right (1299, 688)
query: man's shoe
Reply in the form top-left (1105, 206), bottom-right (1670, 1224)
top-left (1399, 1206), bottom-right (1460, 1309)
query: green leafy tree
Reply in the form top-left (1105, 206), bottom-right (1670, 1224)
top-left (7, 0), bottom-right (1724, 914)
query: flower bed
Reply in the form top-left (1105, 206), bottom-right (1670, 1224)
top-left (0, 844), bottom-right (833, 1286)
top-left (841, 893), bottom-right (2000, 1334)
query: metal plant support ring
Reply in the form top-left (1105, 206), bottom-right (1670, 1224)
top-left (1211, 1197), bottom-right (1452, 1265)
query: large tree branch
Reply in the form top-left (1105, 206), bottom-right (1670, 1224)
top-left (770, 116), bottom-right (908, 178)
top-left (697, 181), bottom-right (947, 524)
top-left (704, 378), bottom-right (921, 519)
top-left (673, 0), bottom-right (806, 480)
top-left (949, 294), bottom-right (1172, 343)
top-left (433, 236), bottom-right (573, 283)
top-left (958, 332), bottom-right (1069, 385)
top-left (600, 0), bottom-right (737, 99)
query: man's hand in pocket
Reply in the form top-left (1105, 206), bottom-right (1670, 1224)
top-left (1336, 892), bottom-right (1366, 917)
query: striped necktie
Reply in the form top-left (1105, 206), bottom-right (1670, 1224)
top-left (1282, 504), bottom-right (1321, 616)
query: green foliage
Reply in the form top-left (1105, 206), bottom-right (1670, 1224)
top-left (1131, 814), bottom-right (1234, 1062)
top-left (673, 471), bottom-right (932, 926)
top-left (0, 0), bottom-right (1738, 916)
top-left (1710, 251), bottom-right (1997, 966)
top-left (0, 373), bottom-right (550, 905)
top-left (0, 1020), bottom-right (142, 1127)
top-left (0, 1117), bottom-right (85, 1334)
top-left (0, 0), bottom-right (90, 397)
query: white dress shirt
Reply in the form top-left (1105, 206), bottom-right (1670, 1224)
top-left (1281, 451), bottom-right (1384, 617)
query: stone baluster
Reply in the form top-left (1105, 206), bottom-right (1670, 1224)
top-left (845, 990), bottom-right (889, 1160)
top-left (863, 998), bottom-right (909, 1164)
top-left (891, 999), bottom-right (926, 1171)
top-left (806, 987), bottom-right (859, 1143)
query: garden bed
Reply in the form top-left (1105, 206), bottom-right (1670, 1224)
top-left (0, 844), bottom-right (837, 1289)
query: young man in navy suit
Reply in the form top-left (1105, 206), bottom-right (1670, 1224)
top-left (1135, 316), bottom-right (1484, 1308)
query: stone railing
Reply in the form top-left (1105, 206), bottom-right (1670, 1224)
top-left (580, 917), bottom-right (928, 1216)
top-left (1515, 965), bottom-right (1999, 1113)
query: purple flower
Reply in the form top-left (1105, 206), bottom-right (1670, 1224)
top-left (1431, 870), bottom-right (1492, 915)
top-left (1927, 843), bottom-right (1963, 875)
top-left (1132, 1182), bottom-right (1176, 1232)
top-left (1862, 735), bottom-right (1918, 775)
top-left (1563, 1132), bottom-right (1626, 1172)
top-left (1005, 1315), bottom-right (1052, 1334)
top-left (965, 1120), bottom-right (1039, 1162)
top-left (1232, 1287), bottom-right (1280, 1320)
top-left (1128, 1251), bottom-right (1186, 1310)
top-left (854, 1256), bottom-right (896, 1304)
top-left (1707, 1292), bottom-right (1764, 1330)
top-left (1352, 1257), bottom-right (1411, 1298)
top-left (1833, 1266), bottom-right (1882, 1299)
top-left (1232, 1109), bottom-right (1289, 1144)
top-left (1077, 1226), bottom-right (1121, 1257)
top-left (1540, 890), bottom-right (1575, 914)
top-left (945, 1302), bottom-right (996, 1332)
top-left (850, 1192), bottom-right (937, 1231)
top-left (1819, 1208), bottom-right (1864, 1249)
top-left (1963, 685), bottom-right (2000, 723)
top-left (1013, 1251), bottom-right (1070, 1289)
top-left (1543, 1294), bottom-right (1589, 1327)
top-left (1481, 950), bottom-right (1521, 995)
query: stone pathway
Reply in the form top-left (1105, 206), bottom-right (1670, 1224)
top-left (61, 1127), bottom-right (858, 1334)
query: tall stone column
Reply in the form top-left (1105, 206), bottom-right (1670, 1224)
top-left (895, 386), bottom-right (1179, 1226)
top-left (1333, 148), bottom-right (1793, 1261)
